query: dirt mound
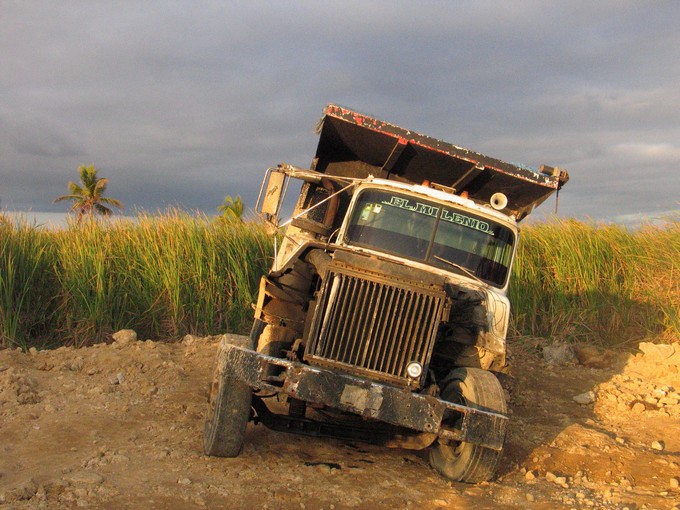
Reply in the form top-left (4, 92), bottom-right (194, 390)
top-left (1, 336), bottom-right (679, 509)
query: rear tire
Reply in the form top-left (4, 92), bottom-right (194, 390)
top-left (429, 367), bottom-right (507, 483)
top-left (203, 334), bottom-right (255, 457)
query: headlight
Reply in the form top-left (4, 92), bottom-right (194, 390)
top-left (406, 362), bottom-right (423, 379)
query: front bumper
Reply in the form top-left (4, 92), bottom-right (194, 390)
top-left (222, 343), bottom-right (507, 450)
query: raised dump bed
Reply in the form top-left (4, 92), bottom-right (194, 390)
top-left (313, 103), bottom-right (569, 220)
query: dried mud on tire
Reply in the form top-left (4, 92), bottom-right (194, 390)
top-left (1, 336), bottom-right (679, 509)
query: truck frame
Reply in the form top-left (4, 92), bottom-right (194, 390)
top-left (204, 104), bottom-right (569, 482)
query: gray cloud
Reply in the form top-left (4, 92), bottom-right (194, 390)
top-left (1, 1), bottom-right (679, 221)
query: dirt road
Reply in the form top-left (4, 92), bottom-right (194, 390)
top-left (1, 334), bottom-right (679, 509)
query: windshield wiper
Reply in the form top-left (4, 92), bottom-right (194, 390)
top-left (433, 256), bottom-right (485, 285)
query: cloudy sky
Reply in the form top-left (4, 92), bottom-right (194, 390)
top-left (1, 1), bottom-right (678, 223)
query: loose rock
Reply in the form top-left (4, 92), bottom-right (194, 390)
top-left (63, 471), bottom-right (105, 485)
top-left (573, 344), bottom-right (615, 368)
top-left (0, 478), bottom-right (38, 503)
top-left (543, 343), bottom-right (576, 365)
top-left (108, 372), bottom-right (125, 385)
top-left (112, 329), bottom-right (137, 345)
top-left (651, 441), bottom-right (665, 451)
top-left (638, 342), bottom-right (677, 361)
top-left (573, 391), bottom-right (596, 405)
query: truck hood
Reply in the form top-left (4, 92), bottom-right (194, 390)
top-left (313, 104), bottom-right (569, 221)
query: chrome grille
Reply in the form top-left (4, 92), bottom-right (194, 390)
top-left (304, 262), bottom-right (445, 387)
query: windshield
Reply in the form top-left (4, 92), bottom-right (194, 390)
top-left (345, 189), bottom-right (515, 287)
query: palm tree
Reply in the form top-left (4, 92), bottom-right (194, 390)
top-left (217, 195), bottom-right (244, 222)
top-left (54, 165), bottom-right (124, 221)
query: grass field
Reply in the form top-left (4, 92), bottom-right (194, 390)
top-left (1, 212), bottom-right (678, 349)
top-left (510, 218), bottom-right (679, 347)
top-left (1, 211), bottom-right (273, 348)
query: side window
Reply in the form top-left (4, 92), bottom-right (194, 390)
top-left (291, 181), bottom-right (340, 237)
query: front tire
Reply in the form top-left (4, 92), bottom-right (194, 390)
top-left (429, 367), bottom-right (507, 483)
top-left (203, 334), bottom-right (255, 457)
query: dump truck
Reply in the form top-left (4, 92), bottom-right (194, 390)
top-left (204, 104), bottom-right (569, 482)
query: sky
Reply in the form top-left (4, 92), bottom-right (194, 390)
top-left (1, 1), bottom-right (679, 224)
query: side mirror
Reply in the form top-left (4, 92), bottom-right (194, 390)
top-left (256, 168), bottom-right (288, 223)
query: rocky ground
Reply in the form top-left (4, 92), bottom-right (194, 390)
top-left (1, 333), bottom-right (679, 509)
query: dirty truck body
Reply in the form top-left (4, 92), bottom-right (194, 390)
top-left (204, 104), bottom-right (569, 483)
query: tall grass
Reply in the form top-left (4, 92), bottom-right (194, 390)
top-left (1, 211), bottom-right (273, 348)
top-left (510, 218), bottom-right (679, 346)
top-left (0, 213), bottom-right (677, 349)
top-left (0, 218), bottom-right (58, 348)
